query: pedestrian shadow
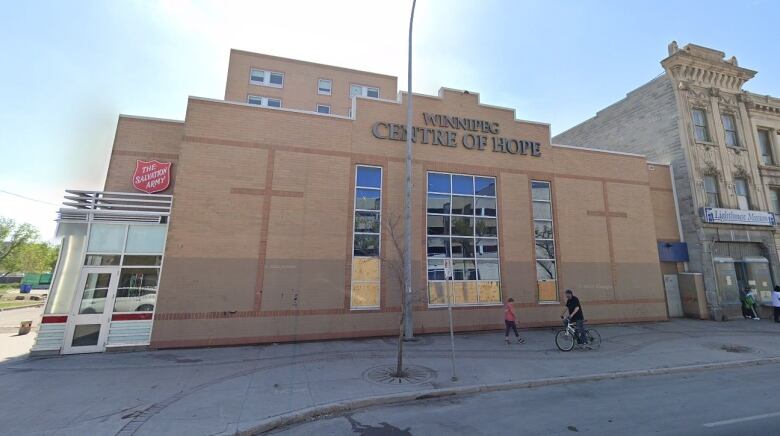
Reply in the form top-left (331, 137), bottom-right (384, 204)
top-left (344, 414), bottom-right (412, 435)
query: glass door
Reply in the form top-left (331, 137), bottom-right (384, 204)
top-left (62, 267), bottom-right (120, 354)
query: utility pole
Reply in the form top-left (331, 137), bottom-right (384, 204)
top-left (444, 258), bottom-right (457, 382)
top-left (403, 0), bottom-right (417, 340)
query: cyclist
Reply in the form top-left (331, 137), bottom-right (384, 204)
top-left (561, 289), bottom-right (586, 344)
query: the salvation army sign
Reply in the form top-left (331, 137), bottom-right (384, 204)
top-left (132, 160), bottom-right (172, 194)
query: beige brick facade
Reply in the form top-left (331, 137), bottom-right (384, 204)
top-left (225, 50), bottom-right (397, 117)
top-left (95, 51), bottom-right (681, 348)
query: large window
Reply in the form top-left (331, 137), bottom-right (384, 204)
top-left (734, 177), bottom-right (750, 210)
top-left (247, 95), bottom-right (281, 108)
top-left (758, 129), bottom-right (775, 165)
top-left (351, 165), bottom-right (382, 309)
top-left (721, 113), bottom-right (739, 147)
top-left (692, 108), bottom-right (710, 142)
top-left (426, 172), bottom-right (500, 306)
top-left (249, 68), bottom-right (284, 87)
top-left (532, 181), bottom-right (558, 302)
top-left (84, 223), bottom-right (167, 313)
top-left (703, 175), bottom-right (720, 208)
top-left (350, 84), bottom-right (380, 99)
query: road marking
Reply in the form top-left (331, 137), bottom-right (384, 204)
top-left (703, 411), bottom-right (780, 427)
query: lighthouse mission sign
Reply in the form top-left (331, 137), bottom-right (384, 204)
top-left (132, 160), bottom-right (172, 194)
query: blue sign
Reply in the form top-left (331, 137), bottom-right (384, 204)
top-left (658, 242), bottom-right (689, 262)
top-left (702, 208), bottom-right (776, 226)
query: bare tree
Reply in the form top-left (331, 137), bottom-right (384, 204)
top-left (382, 213), bottom-right (411, 377)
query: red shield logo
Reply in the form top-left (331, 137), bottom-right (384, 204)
top-left (132, 160), bottom-right (172, 194)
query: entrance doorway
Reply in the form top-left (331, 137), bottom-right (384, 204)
top-left (62, 267), bottom-right (120, 354)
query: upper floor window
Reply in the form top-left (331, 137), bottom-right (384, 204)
top-left (692, 108), bottom-right (710, 142)
top-left (769, 187), bottom-right (780, 217)
top-left (721, 113), bottom-right (739, 147)
top-left (703, 175), bottom-right (720, 208)
top-left (734, 177), bottom-right (750, 210)
top-left (247, 95), bottom-right (282, 108)
top-left (318, 79), bottom-right (332, 95)
top-left (316, 104), bottom-right (331, 114)
top-left (758, 129), bottom-right (775, 165)
top-left (350, 84), bottom-right (379, 99)
top-left (249, 68), bottom-right (284, 88)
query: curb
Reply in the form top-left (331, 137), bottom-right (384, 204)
top-left (0, 302), bottom-right (44, 312)
top-left (239, 356), bottom-right (780, 435)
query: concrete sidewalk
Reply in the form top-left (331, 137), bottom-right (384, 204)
top-left (1, 318), bottom-right (779, 436)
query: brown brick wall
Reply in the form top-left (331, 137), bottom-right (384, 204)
top-left (224, 50), bottom-right (398, 116)
top-left (103, 116), bottom-right (183, 193)
top-left (100, 84), bottom-right (673, 347)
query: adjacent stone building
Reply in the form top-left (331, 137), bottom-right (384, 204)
top-left (554, 42), bottom-right (780, 320)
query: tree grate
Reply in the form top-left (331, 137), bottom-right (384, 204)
top-left (363, 364), bottom-right (436, 385)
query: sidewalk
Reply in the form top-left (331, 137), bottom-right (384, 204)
top-left (1, 318), bottom-right (779, 436)
top-left (0, 305), bottom-right (42, 364)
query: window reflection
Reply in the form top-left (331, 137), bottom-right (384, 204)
top-left (354, 211), bottom-right (380, 233)
top-left (115, 268), bottom-right (159, 312)
top-left (426, 171), bottom-right (501, 306)
top-left (354, 234), bottom-right (379, 256)
top-left (355, 188), bottom-right (381, 210)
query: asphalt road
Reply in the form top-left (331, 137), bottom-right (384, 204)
top-left (272, 363), bottom-right (780, 436)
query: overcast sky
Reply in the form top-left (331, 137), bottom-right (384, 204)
top-left (2, 0), bottom-right (779, 241)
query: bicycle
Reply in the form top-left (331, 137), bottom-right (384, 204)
top-left (555, 318), bottom-right (601, 351)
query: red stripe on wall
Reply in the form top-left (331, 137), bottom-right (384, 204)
top-left (111, 313), bottom-right (153, 321)
top-left (41, 315), bottom-right (68, 324)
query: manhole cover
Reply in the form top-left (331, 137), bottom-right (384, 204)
top-left (363, 364), bottom-right (436, 385)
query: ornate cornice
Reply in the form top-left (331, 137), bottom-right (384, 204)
top-left (662, 43), bottom-right (756, 93)
top-left (745, 92), bottom-right (780, 115)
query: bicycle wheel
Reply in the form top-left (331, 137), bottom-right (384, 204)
top-left (555, 329), bottom-right (575, 351)
top-left (585, 328), bottom-right (601, 350)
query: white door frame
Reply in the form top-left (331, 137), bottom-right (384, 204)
top-left (62, 266), bottom-right (120, 354)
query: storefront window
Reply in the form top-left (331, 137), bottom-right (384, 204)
top-left (532, 180), bottom-right (558, 302)
top-left (125, 225), bottom-right (166, 254)
top-left (87, 224), bottom-right (125, 253)
top-left (427, 172), bottom-right (501, 306)
top-left (351, 165), bottom-right (382, 309)
top-left (114, 267), bottom-right (159, 313)
top-left (47, 223), bottom-right (167, 316)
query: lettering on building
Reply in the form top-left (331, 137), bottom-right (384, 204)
top-left (371, 112), bottom-right (542, 157)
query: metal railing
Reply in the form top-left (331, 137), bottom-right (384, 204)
top-left (58, 190), bottom-right (173, 223)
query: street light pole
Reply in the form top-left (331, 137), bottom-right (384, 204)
top-left (403, 0), bottom-right (417, 340)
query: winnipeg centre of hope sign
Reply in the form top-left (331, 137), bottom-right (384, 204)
top-left (371, 112), bottom-right (542, 157)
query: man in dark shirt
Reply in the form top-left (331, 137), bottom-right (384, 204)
top-left (561, 289), bottom-right (586, 344)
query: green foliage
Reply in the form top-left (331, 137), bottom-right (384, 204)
top-left (4, 242), bottom-right (59, 273)
top-left (0, 217), bottom-right (57, 275)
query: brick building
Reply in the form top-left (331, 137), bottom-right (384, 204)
top-left (554, 42), bottom-right (780, 321)
top-left (34, 50), bottom-right (682, 354)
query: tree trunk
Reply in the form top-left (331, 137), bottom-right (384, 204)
top-left (395, 302), bottom-right (405, 377)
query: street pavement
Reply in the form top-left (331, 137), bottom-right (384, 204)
top-left (274, 362), bottom-right (780, 435)
top-left (0, 318), bottom-right (779, 435)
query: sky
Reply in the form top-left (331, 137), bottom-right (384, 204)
top-left (2, 0), bottom-right (779, 242)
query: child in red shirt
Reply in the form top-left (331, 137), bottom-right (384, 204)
top-left (504, 298), bottom-right (523, 344)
